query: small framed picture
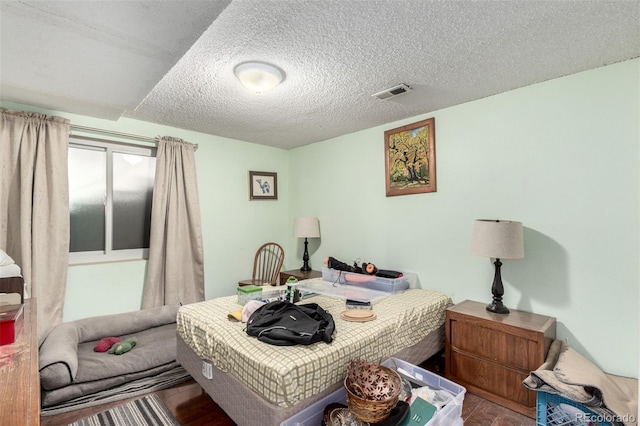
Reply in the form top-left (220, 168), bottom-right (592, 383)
top-left (249, 171), bottom-right (278, 200)
top-left (384, 117), bottom-right (436, 197)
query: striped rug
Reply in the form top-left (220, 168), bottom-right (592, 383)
top-left (68, 394), bottom-right (179, 426)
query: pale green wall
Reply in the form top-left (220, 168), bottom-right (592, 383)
top-left (1, 101), bottom-right (290, 318)
top-left (3, 59), bottom-right (638, 378)
top-left (289, 59), bottom-right (640, 378)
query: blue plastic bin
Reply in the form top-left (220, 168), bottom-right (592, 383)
top-left (536, 391), bottom-right (614, 426)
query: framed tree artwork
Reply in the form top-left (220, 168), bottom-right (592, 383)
top-left (249, 171), bottom-right (278, 200)
top-left (384, 117), bottom-right (436, 197)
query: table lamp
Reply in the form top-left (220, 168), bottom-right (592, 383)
top-left (293, 217), bottom-right (320, 271)
top-left (470, 219), bottom-right (524, 314)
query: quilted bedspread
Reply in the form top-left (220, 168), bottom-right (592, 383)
top-left (176, 286), bottom-right (451, 407)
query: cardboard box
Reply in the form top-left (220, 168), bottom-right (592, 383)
top-left (0, 303), bottom-right (24, 345)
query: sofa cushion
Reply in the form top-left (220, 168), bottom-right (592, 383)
top-left (39, 323), bottom-right (81, 390)
top-left (41, 361), bottom-right (181, 408)
top-left (74, 323), bottom-right (176, 383)
top-left (73, 304), bottom-right (179, 343)
top-left (39, 304), bottom-right (179, 391)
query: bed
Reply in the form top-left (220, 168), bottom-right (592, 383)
top-left (0, 250), bottom-right (25, 305)
top-left (176, 283), bottom-right (451, 426)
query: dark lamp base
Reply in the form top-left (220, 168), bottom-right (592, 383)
top-left (486, 302), bottom-right (509, 314)
top-left (486, 258), bottom-right (509, 314)
top-left (300, 237), bottom-right (311, 272)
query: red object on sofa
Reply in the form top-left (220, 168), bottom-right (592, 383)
top-left (0, 303), bottom-right (24, 345)
top-left (94, 337), bottom-right (121, 352)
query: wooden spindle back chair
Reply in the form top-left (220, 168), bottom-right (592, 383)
top-left (238, 242), bottom-right (285, 286)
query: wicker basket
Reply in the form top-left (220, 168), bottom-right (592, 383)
top-left (344, 365), bottom-right (402, 423)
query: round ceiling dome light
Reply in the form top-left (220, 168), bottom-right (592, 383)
top-left (234, 61), bottom-right (284, 95)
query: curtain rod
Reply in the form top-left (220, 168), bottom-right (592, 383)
top-left (69, 124), bottom-right (199, 151)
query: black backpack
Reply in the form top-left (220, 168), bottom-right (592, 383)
top-left (245, 301), bottom-right (335, 346)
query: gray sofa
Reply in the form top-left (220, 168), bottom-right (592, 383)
top-left (39, 304), bottom-right (181, 407)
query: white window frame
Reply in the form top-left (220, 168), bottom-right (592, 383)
top-left (68, 136), bottom-right (156, 265)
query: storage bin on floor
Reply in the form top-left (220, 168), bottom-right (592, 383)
top-left (281, 357), bottom-right (465, 426)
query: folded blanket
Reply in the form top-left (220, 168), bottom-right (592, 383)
top-left (523, 340), bottom-right (637, 426)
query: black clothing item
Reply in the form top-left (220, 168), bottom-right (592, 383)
top-left (326, 256), bottom-right (360, 273)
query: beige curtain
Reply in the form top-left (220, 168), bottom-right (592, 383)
top-left (142, 136), bottom-right (205, 308)
top-left (0, 108), bottom-right (70, 341)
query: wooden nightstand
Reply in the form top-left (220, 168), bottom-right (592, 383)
top-left (279, 269), bottom-right (322, 285)
top-left (445, 300), bottom-right (556, 418)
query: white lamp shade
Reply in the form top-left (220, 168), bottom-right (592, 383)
top-left (234, 62), bottom-right (284, 94)
top-left (471, 219), bottom-right (524, 259)
top-left (293, 217), bottom-right (320, 238)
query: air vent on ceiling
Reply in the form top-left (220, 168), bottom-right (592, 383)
top-left (372, 83), bottom-right (412, 100)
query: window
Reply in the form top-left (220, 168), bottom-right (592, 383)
top-left (68, 137), bottom-right (156, 264)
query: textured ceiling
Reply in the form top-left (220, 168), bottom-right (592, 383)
top-left (1, 1), bottom-right (639, 149)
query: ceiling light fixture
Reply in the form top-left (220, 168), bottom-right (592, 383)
top-left (234, 61), bottom-right (284, 95)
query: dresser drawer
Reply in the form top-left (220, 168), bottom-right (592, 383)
top-left (449, 318), bottom-right (539, 371)
top-left (445, 300), bottom-right (556, 418)
top-left (448, 350), bottom-right (534, 407)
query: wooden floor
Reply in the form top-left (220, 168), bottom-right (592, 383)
top-left (462, 392), bottom-right (534, 426)
top-left (41, 382), bottom-right (535, 426)
top-left (41, 354), bottom-right (535, 426)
